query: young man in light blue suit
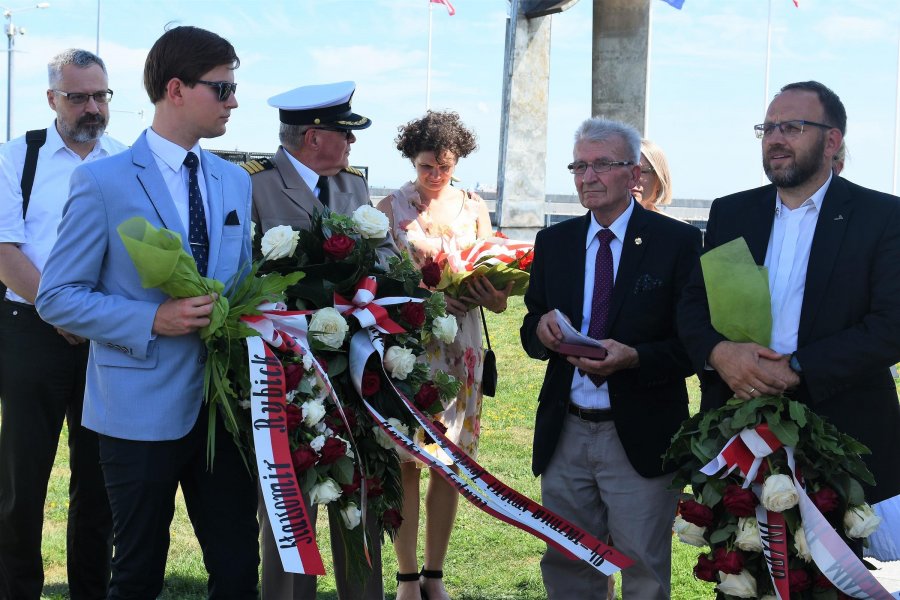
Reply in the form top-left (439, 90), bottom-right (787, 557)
top-left (36, 26), bottom-right (259, 599)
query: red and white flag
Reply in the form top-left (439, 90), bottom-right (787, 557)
top-left (431, 0), bottom-right (456, 16)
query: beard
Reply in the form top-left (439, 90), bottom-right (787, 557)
top-left (58, 112), bottom-right (107, 143)
top-left (762, 132), bottom-right (826, 188)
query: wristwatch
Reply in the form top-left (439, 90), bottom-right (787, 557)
top-left (789, 352), bottom-right (802, 374)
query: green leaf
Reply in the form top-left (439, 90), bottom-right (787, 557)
top-left (766, 417), bottom-right (799, 447)
top-left (709, 523), bottom-right (737, 544)
top-left (846, 475), bottom-right (866, 505)
top-left (787, 399), bottom-right (808, 428)
top-left (332, 456), bottom-right (355, 485)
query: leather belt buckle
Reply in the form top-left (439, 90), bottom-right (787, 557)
top-left (567, 403), bottom-right (614, 422)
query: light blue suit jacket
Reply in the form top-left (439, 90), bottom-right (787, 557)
top-left (36, 131), bottom-right (252, 441)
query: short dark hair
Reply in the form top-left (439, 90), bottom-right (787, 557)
top-left (779, 81), bottom-right (847, 135)
top-left (395, 111), bottom-right (477, 164)
top-left (143, 25), bottom-right (239, 104)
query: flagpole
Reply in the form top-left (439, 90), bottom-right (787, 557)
top-left (426, 1), bottom-right (433, 110)
top-left (894, 32), bottom-right (900, 195)
top-left (764, 0), bottom-right (772, 113)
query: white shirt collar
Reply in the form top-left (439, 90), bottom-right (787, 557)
top-left (585, 197), bottom-right (636, 248)
top-left (145, 127), bottom-right (202, 174)
top-left (282, 147), bottom-right (320, 192)
top-left (775, 171), bottom-right (832, 215)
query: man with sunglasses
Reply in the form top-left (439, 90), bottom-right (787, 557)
top-left (36, 27), bottom-right (259, 599)
top-left (0, 48), bottom-right (126, 599)
top-left (521, 117), bottom-right (701, 599)
top-left (679, 81), bottom-right (900, 508)
top-left (246, 81), bottom-right (392, 600)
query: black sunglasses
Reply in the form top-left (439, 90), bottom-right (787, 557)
top-left (196, 79), bottom-right (237, 102)
top-left (311, 127), bottom-right (353, 140)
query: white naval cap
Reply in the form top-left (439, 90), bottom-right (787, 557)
top-left (267, 81), bottom-right (371, 130)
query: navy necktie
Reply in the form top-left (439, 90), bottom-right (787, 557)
top-left (183, 151), bottom-right (209, 275)
top-left (586, 228), bottom-right (615, 387)
top-left (317, 175), bottom-right (330, 208)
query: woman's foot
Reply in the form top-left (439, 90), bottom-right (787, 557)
top-left (420, 568), bottom-right (449, 600)
top-left (396, 572), bottom-right (423, 600)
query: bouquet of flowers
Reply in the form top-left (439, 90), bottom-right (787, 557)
top-left (665, 238), bottom-right (894, 600)
top-left (428, 232), bottom-right (534, 298)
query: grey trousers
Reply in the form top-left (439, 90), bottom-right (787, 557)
top-left (540, 415), bottom-right (677, 600)
top-left (259, 491), bottom-right (384, 600)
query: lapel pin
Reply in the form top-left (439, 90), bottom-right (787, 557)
top-left (634, 237), bottom-right (643, 245)
top-left (834, 215), bottom-right (844, 221)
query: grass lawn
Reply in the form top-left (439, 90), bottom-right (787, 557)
top-left (33, 297), bottom-right (719, 599)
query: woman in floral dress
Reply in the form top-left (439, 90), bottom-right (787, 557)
top-left (376, 111), bottom-right (511, 600)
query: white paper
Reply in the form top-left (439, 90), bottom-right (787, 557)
top-left (554, 309), bottom-right (607, 349)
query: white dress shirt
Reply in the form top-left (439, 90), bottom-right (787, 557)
top-left (283, 149), bottom-right (325, 199)
top-left (569, 199), bottom-right (636, 409)
top-left (764, 173), bottom-right (832, 354)
top-left (0, 120), bottom-right (126, 303)
top-left (145, 127), bottom-right (209, 239)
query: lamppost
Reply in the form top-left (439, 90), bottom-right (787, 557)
top-left (3, 2), bottom-right (49, 141)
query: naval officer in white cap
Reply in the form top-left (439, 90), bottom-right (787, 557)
top-left (244, 80), bottom-right (391, 600)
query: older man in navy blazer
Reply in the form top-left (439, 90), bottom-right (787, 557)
top-left (521, 118), bottom-right (701, 599)
top-left (36, 27), bottom-right (258, 599)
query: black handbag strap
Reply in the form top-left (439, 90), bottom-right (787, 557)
top-left (21, 128), bottom-right (48, 217)
top-left (479, 306), bottom-right (492, 350)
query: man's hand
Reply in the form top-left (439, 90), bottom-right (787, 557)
top-left (56, 328), bottom-right (86, 345)
top-left (460, 276), bottom-right (514, 313)
top-left (152, 295), bottom-right (216, 336)
top-left (708, 341), bottom-right (793, 400)
top-left (535, 310), bottom-right (564, 351)
top-left (566, 339), bottom-right (638, 378)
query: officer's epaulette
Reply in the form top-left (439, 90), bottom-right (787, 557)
top-left (342, 165), bottom-right (366, 179)
top-left (239, 157), bottom-right (274, 175)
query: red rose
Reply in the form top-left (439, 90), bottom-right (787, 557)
top-left (341, 470), bottom-right (361, 495)
top-left (693, 554), bottom-right (718, 582)
top-left (421, 259), bottom-right (442, 288)
top-left (318, 437), bottom-right (347, 465)
top-left (291, 444), bottom-right (317, 472)
top-left (789, 569), bottom-right (812, 593)
top-left (361, 370), bottom-right (381, 397)
top-left (723, 484), bottom-right (759, 517)
top-left (366, 476), bottom-right (384, 498)
top-left (712, 547), bottom-right (744, 575)
top-left (325, 407), bottom-right (357, 435)
top-left (679, 499), bottom-right (715, 528)
top-left (810, 487), bottom-right (840, 514)
top-left (494, 230), bottom-right (508, 239)
top-left (422, 419), bottom-right (448, 445)
top-left (382, 508), bottom-right (403, 530)
top-left (323, 234), bottom-right (356, 260)
top-left (814, 573), bottom-right (834, 590)
top-left (284, 362), bottom-right (303, 391)
top-left (400, 302), bottom-right (426, 329)
top-left (517, 250), bottom-right (534, 271)
top-left (285, 403), bottom-right (302, 432)
top-left (414, 383), bottom-right (440, 411)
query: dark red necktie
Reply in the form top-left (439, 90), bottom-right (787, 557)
top-left (586, 228), bottom-right (615, 387)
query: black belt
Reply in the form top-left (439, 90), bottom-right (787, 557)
top-left (567, 404), bottom-right (614, 422)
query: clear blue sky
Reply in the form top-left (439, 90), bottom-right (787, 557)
top-left (4, 0), bottom-right (898, 198)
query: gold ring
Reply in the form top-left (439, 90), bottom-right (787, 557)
top-left (748, 387), bottom-right (756, 395)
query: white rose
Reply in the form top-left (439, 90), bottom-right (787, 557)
top-left (239, 399), bottom-right (251, 409)
top-left (309, 307), bottom-right (348, 349)
top-left (794, 525), bottom-right (812, 562)
top-left (673, 515), bottom-right (707, 547)
top-left (341, 502), bottom-right (362, 529)
top-left (735, 517), bottom-right (763, 552)
top-left (301, 352), bottom-right (314, 370)
top-left (250, 221), bottom-right (257, 240)
top-left (844, 503), bottom-right (882, 539)
top-left (717, 570), bottom-right (757, 599)
top-left (372, 418), bottom-right (409, 450)
top-left (309, 478), bottom-right (342, 505)
top-left (760, 474), bottom-right (799, 512)
top-left (260, 225), bottom-right (299, 260)
top-left (384, 346), bottom-right (416, 380)
top-left (352, 204), bottom-right (389, 239)
top-left (302, 399), bottom-right (327, 427)
top-left (309, 434), bottom-right (326, 452)
top-left (432, 314), bottom-right (458, 344)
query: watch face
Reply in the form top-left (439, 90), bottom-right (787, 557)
top-left (790, 354), bottom-right (802, 373)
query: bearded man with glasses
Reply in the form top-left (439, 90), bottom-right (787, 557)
top-left (679, 81), bottom-right (900, 513)
top-left (0, 48), bottom-right (126, 600)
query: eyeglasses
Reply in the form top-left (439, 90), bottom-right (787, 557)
top-left (753, 119), bottom-right (834, 139)
top-left (52, 89), bottom-right (113, 105)
top-left (311, 127), bottom-right (353, 140)
top-left (567, 160), bottom-right (634, 175)
top-left (196, 80), bottom-right (237, 102)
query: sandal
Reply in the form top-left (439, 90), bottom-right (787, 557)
top-left (396, 571), bottom-right (423, 600)
top-left (419, 568), bottom-right (444, 600)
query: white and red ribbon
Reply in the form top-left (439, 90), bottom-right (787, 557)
top-left (702, 425), bottom-right (898, 599)
top-left (437, 237), bottom-right (533, 274)
top-left (333, 276), bottom-right (420, 334)
top-left (346, 328), bottom-right (634, 576)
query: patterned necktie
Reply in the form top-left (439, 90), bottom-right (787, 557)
top-left (586, 228), bottom-right (615, 387)
top-left (183, 151), bottom-right (209, 275)
top-left (317, 175), bottom-right (330, 208)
